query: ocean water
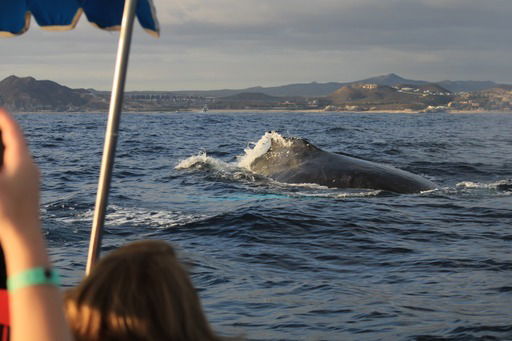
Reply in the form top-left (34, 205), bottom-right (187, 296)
top-left (16, 111), bottom-right (512, 340)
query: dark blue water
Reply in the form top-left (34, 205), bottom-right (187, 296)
top-left (17, 112), bottom-right (512, 340)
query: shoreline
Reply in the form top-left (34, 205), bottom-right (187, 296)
top-left (11, 109), bottom-right (512, 115)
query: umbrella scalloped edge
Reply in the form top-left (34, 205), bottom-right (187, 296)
top-left (0, 0), bottom-right (159, 38)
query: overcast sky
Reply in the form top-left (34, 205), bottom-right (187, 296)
top-left (1, 0), bottom-right (512, 90)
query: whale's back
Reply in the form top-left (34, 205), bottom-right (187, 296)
top-left (249, 135), bottom-right (436, 194)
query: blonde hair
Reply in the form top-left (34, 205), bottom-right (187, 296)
top-left (65, 240), bottom-right (221, 341)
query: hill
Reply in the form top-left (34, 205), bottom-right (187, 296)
top-left (448, 86), bottom-right (512, 111)
top-left (210, 92), bottom-right (290, 109)
top-left (326, 83), bottom-right (453, 110)
top-left (355, 73), bottom-right (428, 87)
top-left (436, 80), bottom-right (498, 93)
top-left (219, 92), bottom-right (282, 102)
top-left (1, 74), bottom-right (510, 112)
top-left (328, 84), bottom-right (417, 106)
top-left (240, 82), bottom-right (345, 97)
top-left (177, 73), bottom-right (502, 98)
top-left (178, 74), bottom-right (427, 98)
top-left (405, 83), bottom-right (451, 93)
top-left (0, 75), bottom-right (107, 112)
top-left (176, 82), bottom-right (344, 98)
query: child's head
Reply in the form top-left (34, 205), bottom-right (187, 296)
top-left (65, 240), bottom-right (220, 341)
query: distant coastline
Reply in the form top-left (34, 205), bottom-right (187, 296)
top-left (11, 109), bottom-right (512, 115)
top-left (2, 73), bottom-right (512, 113)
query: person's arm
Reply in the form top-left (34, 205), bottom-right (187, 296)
top-left (0, 108), bottom-right (73, 341)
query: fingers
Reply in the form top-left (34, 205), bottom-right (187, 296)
top-left (0, 108), bottom-right (30, 165)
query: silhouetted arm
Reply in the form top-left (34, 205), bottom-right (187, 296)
top-left (0, 108), bottom-right (72, 341)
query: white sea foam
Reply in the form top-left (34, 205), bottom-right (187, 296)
top-left (457, 181), bottom-right (487, 189)
top-left (176, 132), bottom-right (291, 173)
top-left (267, 180), bottom-right (382, 198)
top-left (456, 180), bottom-right (511, 190)
top-left (53, 205), bottom-right (208, 229)
top-left (237, 131), bottom-right (292, 170)
top-left (292, 190), bottom-right (382, 198)
top-left (175, 152), bottom-right (233, 171)
top-left (280, 182), bottom-right (330, 190)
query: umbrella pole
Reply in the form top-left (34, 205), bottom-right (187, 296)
top-left (86, 0), bottom-right (139, 275)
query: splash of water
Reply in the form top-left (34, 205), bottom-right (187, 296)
top-left (176, 132), bottom-right (292, 173)
top-left (456, 180), bottom-right (512, 191)
top-left (52, 204), bottom-right (208, 229)
top-left (175, 151), bottom-right (232, 170)
top-left (237, 131), bottom-right (292, 170)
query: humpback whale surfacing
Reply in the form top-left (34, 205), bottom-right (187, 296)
top-left (239, 132), bottom-right (436, 194)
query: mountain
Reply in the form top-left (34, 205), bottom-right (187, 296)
top-left (328, 84), bottom-right (418, 105)
top-left (178, 73), bottom-right (502, 98)
top-left (240, 82), bottom-right (345, 97)
top-left (495, 84), bottom-right (512, 91)
top-left (1, 74), bottom-right (509, 112)
top-left (210, 92), bottom-right (287, 109)
top-left (0, 75), bottom-right (107, 112)
top-left (327, 83), bottom-right (453, 110)
top-left (412, 83), bottom-right (451, 93)
top-left (436, 80), bottom-right (498, 93)
top-left (352, 74), bottom-right (499, 93)
top-left (179, 74), bottom-right (424, 98)
top-left (355, 73), bottom-right (428, 87)
top-left (176, 82), bottom-right (344, 98)
top-left (219, 92), bottom-right (283, 102)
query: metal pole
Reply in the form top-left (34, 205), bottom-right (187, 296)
top-left (86, 0), bottom-right (139, 275)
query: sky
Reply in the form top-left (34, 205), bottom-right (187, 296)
top-left (1, 0), bottom-right (512, 91)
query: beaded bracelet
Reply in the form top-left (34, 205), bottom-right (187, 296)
top-left (7, 267), bottom-right (61, 291)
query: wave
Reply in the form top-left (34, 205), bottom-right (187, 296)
top-left (456, 180), bottom-right (512, 193)
top-left (50, 204), bottom-right (210, 229)
top-left (175, 132), bottom-right (294, 183)
top-left (289, 189), bottom-right (383, 198)
top-left (176, 132), bottom-right (291, 172)
top-left (175, 152), bottom-right (234, 171)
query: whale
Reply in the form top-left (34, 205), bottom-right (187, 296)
top-left (243, 133), bottom-right (436, 194)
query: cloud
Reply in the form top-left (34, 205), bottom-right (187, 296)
top-left (154, 0), bottom-right (512, 50)
top-left (1, 0), bottom-right (512, 90)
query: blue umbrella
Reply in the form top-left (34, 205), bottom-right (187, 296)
top-left (0, 0), bottom-right (160, 274)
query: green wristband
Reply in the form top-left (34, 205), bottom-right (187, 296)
top-left (7, 267), bottom-right (61, 291)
